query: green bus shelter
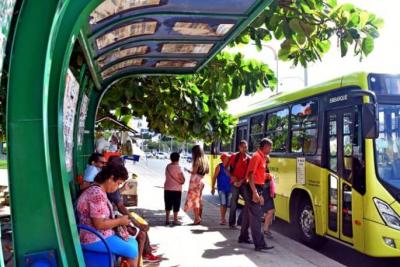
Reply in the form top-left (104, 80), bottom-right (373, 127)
top-left (1, 0), bottom-right (272, 265)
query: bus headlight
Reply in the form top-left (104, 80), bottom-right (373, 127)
top-left (374, 198), bottom-right (400, 230)
top-left (383, 237), bottom-right (396, 248)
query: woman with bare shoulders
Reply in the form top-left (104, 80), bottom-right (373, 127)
top-left (183, 145), bottom-right (209, 225)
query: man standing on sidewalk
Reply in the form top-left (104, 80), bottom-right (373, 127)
top-left (228, 140), bottom-right (250, 228)
top-left (238, 138), bottom-right (274, 251)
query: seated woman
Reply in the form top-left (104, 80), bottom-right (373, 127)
top-left (76, 164), bottom-right (138, 267)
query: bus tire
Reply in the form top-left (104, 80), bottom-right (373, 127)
top-left (297, 199), bottom-right (325, 248)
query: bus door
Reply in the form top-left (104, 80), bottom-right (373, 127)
top-left (326, 107), bottom-right (359, 244)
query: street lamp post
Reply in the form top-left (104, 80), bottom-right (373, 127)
top-left (258, 43), bottom-right (309, 90)
top-left (260, 44), bottom-right (279, 93)
top-left (304, 67), bottom-right (308, 86)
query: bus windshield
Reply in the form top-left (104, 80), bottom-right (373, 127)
top-left (376, 104), bottom-right (400, 191)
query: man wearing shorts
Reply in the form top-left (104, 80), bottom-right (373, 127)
top-left (262, 156), bottom-right (275, 238)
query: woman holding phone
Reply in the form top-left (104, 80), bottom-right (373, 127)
top-left (183, 145), bottom-right (209, 225)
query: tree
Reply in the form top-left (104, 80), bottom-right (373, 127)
top-left (99, 0), bottom-right (383, 142)
top-left (98, 52), bottom-right (275, 142)
top-left (233, 0), bottom-right (383, 64)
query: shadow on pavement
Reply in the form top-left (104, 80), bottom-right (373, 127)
top-left (201, 240), bottom-right (251, 259)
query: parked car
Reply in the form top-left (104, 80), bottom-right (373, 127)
top-left (181, 154), bottom-right (192, 163)
top-left (155, 152), bottom-right (168, 159)
top-left (145, 152), bottom-right (154, 158)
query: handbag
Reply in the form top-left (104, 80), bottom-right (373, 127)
top-left (114, 225), bottom-right (130, 241)
top-left (106, 199), bottom-right (131, 241)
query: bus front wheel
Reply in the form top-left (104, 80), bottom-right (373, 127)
top-left (297, 199), bottom-right (325, 248)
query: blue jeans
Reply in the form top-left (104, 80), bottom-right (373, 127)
top-left (218, 191), bottom-right (232, 207)
top-left (82, 235), bottom-right (138, 259)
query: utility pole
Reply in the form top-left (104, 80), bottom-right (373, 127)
top-left (304, 67), bottom-right (308, 87)
top-left (259, 43), bottom-right (279, 93)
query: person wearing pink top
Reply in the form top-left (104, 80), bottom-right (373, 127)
top-left (76, 164), bottom-right (138, 266)
top-left (164, 152), bottom-right (185, 226)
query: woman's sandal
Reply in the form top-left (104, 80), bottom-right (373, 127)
top-left (264, 230), bottom-right (273, 238)
top-left (191, 220), bottom-right (202, 225)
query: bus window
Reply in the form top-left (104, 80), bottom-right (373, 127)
top-left (342, 183), bottom-right (353, 237)
top-left (290, 100), bottom-right (318, 154)
top-left (329, 115), bottom-right (338, 172)
top-left (235, 125), bottom-right (248, 152)
top-left (343, 113), bottom-right (354, 180)
top-left (249, 115), bottom-right (264, 152)
top-left (220, 139), bottom-right (232, 152)
top-left (375, 104), bottom-right (400, 191)
top-left (329, 175), bottom-right (338, 232)
top-left (369, 74), bottom-right (400, 95)
top-left (266, 108), bottom-right (289, 152)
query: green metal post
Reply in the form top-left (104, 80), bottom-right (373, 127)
top-left (43, 1), bottom-right (103, 265)
top-left (7, 0), bottom-right (69, 265)
top-left (8, 0), bottom-right (103, 265)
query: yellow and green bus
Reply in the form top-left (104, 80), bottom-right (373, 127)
top-left (223, 72), bottom-right (400, 257)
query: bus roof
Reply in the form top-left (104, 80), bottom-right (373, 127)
top-left (233, 71), bottom-right (371, 118)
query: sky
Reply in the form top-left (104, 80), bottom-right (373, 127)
top-left (228, 0), bottom-right (400, 114)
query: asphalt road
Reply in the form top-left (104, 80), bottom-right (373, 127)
top-left (139, 158), bottom-right (400, 267)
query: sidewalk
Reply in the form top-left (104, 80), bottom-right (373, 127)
top-left (0, 170), bottom-right (8, 187)
top-left (127, 161), bottom-right (344, 267)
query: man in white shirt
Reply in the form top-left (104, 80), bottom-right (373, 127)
top-left (80, 153), bottom-right (106, 190)
top-left (95, 133), bottom-right (109, 154)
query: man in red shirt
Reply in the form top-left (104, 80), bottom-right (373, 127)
top-left (228, 140), bottom-right (250, 228)
top-left (238, 138), bottom-right (274, 251)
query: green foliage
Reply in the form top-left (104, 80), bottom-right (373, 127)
top-left (99, 52), bottom-right (276, 142)
top-left (99, 0), bottom-right (382, 142)
top-left (233, 0), bottom-right (383, 66)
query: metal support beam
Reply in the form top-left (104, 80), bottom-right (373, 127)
top-left (7, 0), bottom-right (68, 265)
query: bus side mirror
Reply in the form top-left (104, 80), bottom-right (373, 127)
top-left (362, 103), bottom-right (379, 139)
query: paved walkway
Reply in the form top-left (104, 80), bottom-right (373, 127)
top-left (0, 170), bottom-right (8, 187)
top-left (127, 161), bottom-right (344, 267)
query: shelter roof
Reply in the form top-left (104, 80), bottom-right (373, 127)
top-left (80, 0), bottom-right (271, 87)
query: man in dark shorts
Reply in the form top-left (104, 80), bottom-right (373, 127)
top-left (238, 138), bottom-right (274, 252)
top-left (262, 157), bottom-right (275, 238)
